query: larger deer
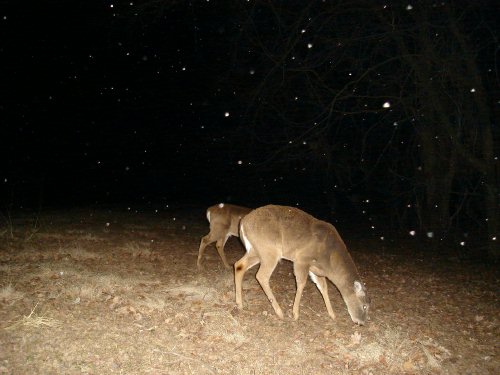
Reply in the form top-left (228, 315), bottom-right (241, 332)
top-left (235, 205), bottom-right (370, 325)
top-left (197, 203), bottom-right (252, 269)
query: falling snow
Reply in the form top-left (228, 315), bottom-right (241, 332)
top-left (1, 1), bottom-right (496, 271)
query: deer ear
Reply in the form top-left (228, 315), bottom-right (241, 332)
top-left (354, 281), bottom-right (365, 296)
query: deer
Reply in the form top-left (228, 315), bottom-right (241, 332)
top-left (197, 203), bottom-right (252, 269)
top-left (235, 205), bottom-right (370, 325)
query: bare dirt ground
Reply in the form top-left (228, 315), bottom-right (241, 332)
top-left (0, 208), bottom-right (498, 374)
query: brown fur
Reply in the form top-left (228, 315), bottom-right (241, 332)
top-left (197, 203), bottom-right (252, 269)
top-left (235, 205), bottom-right (370, 324)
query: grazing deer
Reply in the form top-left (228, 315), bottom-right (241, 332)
top-left (197, 203), bottom-right (252, 269)
top-left (235, 205), bottom-right (370, 325)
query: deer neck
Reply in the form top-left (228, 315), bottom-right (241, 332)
top-left (325, 248), bottom-right (361, 295)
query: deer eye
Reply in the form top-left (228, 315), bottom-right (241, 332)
top-left (363, 305), bottom-right (367, 310)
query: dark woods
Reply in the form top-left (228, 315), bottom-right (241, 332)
top-left (224, 1), bottom-right (498, 258)
top-left (2, 1), bottom-right (498, 259)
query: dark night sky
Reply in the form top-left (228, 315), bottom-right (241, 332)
top-left (0, 0), bottom-right (498, 245)
top-left (1, 1), bottom-right (254, 208)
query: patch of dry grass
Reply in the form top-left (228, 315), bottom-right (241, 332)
top-left (201, 310), bottom-right (246, 345)
top-left (5, 304), bottom-right (60, 331)
top-left (133, 294), bottom-right (168, 312)
top-left (165, 284), bottom-right (219, 303)
top-left (122, 242), bottom-right (154, 258)
top-left (94, 273), bottom-right (133, 294)
top-left (65, 284), bottom-right (101, 303)
top-left (330, 322), bottom-right (453, 373)
top-left (0, 284), bottom-right (24, 304)
top-left (0, 264), bottom-right (12, 273)
top-left (64, 271), bottom-right (158, 305)
top-left (36, 265), bottom-right (78, 280)
top-left (60, 245), bottom-right (100, 260)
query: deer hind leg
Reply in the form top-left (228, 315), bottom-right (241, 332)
top-left (215, 235), bottom-right (231, 269)
top-left (197, 233), bottom-right (215, 269)
top-left (255, 254), bottom-right (283, 319)
top-left (309, 272), bottom-right (336, 320)
top-left (234, 251), bottom-right (260, 309)
top-left (292, 263), bottom-right (309, 320)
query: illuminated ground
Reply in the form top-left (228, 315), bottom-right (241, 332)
top-left (0, 208), bottom-right (497, 374)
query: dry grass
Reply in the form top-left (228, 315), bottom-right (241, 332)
top-left (0, 284), bottom-right (24, 304)
top-left (65, 284), bottom-right (101, 303)
top-left (61, 245), bottom-right (100, 260)
top-left (94, 273), bottom-right (134, 294)
top-left (133, 294), bottom-right (168, 311)
top-left (0, 209), bottom-right (497, 374)
top-left (5, 304), bottom-right (60, 331)
top-left (0, 264), bottom-right (11, 273)
top-left (330, 324), bottom-right (451, 372)
top-left (122, 242), bottom-right (154, 258)
top-left (201, 310), bottom-right (246, 345)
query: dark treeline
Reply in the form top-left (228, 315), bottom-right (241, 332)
top-left (218, 1), bottom-right (498, 258)
top-left (112, 0), bottom-right (498, 257)
top-left (1, 1), bottom-right (498, 258)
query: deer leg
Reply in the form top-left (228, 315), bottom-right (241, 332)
top-left (234, 252), bottom-right (260, 309)
top-left (255, 256), bottom-right (283, 319)
top-left (309, 272), bottom-right (336, 320)
top-left (197, 233), bottom-right (214, 269)
top-left (215, 235), bottom-right (231, 269)
top-left (292, 263), bottom-right (309, 320)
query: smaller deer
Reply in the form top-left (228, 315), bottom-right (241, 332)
top-left (235, 205), bottom-right (370, 325)
top-left (197, 203), bottom-right (252, 269)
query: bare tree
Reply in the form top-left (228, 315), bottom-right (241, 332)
top-left (229, 1), bottom-right (498, 257)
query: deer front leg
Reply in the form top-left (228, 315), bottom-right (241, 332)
top-left (292, 263), bottom-right (309, 320)
top-left (309, 272), bottom-right (336, 320)
top-left (255, 257), bottom-right (283, 319)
